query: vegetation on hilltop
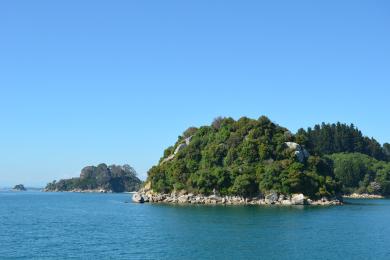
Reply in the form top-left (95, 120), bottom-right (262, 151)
top-left (326, 153), bottom-right (390, 196)
top-left (45, 164), bottom-right (142, 192)
top-left (295, 123), bottom-right (389, 161)
top-left (146, 116), bottom-right (390, 198)
top-left (147, 116), bottom-right (341, 199)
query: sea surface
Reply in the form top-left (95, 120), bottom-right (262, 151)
top-left (1, 191), bottom-right (390, 259)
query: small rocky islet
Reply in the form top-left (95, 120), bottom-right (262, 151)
top-left (13, 184), bottom-right (27, 191)
top-left (44, 164), bottom-right (142, 193)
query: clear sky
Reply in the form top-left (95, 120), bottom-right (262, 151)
top-left (0, 1), bottom-right (389, 187)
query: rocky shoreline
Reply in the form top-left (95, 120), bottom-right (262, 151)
top-left (44, 189), bottom-right (112, 193)
top-left (132, 190), bottom-right (343, 206)
top-left (343, 193), bottom-right (384, 199)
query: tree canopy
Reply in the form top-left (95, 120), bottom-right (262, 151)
top-left (147, 116), bottom-right (389, 198)
top-left (326, 153), bottom-right (390, 195)
top-left (147, 116), bottom-right (341, 199)
top-left (296, 122), bottom-right (388, 161)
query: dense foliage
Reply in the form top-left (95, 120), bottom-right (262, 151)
top-left (326, 153), bottom-right (390, 196)
top-left (46, 164), bottom-right (142, 192)
top-left (296, 123), bottom-right (388, 161)
top-left (147, 116), bottom-right (341, 199)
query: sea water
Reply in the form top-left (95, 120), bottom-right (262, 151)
top-left (1, 191), bottom-right (390, 259)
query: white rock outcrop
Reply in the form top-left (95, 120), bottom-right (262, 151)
top-left (132, 193), bottom-right (144, 203)
top-left (132, 191), bottom-right (342, 206)
top-left (291, 193), bottom-right (306, 205)
top-left (265, 192), bottom-right (279, 204)
top-left (160, 136), bottom-right (193, 164)
top-left (284, 142), bottom-right (310, 162)
top-left (174, 143), bottom-right (187, 155)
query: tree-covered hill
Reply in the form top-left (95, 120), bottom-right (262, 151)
top-left (326, 153), bottom-right (390, 196)
top-left (146, 116), bottom-right (390, 198)
top-left (147, 116), bottom-right (341, 199)
top-left (296, 123), bottom-right (389, 161)
top-left (45, 164), bottom-right (142, 192)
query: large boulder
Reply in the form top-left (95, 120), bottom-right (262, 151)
top-left (291, 194), bottom-right (306, 205)
top-left (178, 195), bottom-right (189, 203)
top-left (265, 192), bottom-right (279, 204)
top-left (132, 193), bottom-right (144, 203)
top-left (284, 142), bottom-right (310, 162)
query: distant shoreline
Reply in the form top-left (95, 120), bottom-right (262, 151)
top-left (4, 189), bottom-right (386, 199)
top-left (343, 193), bottom-right (385, 199)
top-left (43, 189), bottom-right (138, 194)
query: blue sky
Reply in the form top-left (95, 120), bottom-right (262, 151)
top-left (1, 0), bottom-right (389, 186)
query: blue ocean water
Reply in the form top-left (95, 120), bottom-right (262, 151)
top-left (1, 192), bottom-right (390, 259)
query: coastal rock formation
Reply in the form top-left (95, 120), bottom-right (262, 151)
top-left (284, 142), bottom-right (310, 162)
top-left (265, 192), bottom-right (279, 204)
top-left (132, 190), bottom-right (342, 206)
top-left (161, 154), bottom-right (175, 164)
top-left (161, 136), bottom-right (193, 164)
top-left (132, 193), bottom-right (144, 203)
top-left (291, 193), bottom-right (306, 205)
top-left (343, 193), bottom-right (384, 199)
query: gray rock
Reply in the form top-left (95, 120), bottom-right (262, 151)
top-left (142, 195), bottom-right (150, 203)
top-left (161, 154), bottom-right (175, 164)
top-left (291, 193), bottom-right (306, 205)
top-left (160, 137), bottom-right (193, 165)
top-left (265, 192), bottom-right (279, 204)
top-left (185, 136), bottom-right (193, 145)
top-left (208, 195), bottom-right (222, 203)
top-left (132, 193), bottom-right (144, 203)
top-left (284, 142), bottom-right (310, 162)
top-left (174, 143), bottom-right (187, 155)
top-left (284, 142), bottom-right (300, 150)
top-left (178, 195), bottom-right (189, 203)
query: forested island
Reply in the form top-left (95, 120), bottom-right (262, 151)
top-left (45, 164), bottom-right (142, 193)
top-left (134, 116), bottom-right (390, 205)
top-left (13, 184), bottom-right (26, 191)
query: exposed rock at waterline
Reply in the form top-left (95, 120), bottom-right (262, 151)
top-left (132, 193), bottom-right (144, 203)
top-left (343, 193), bottom-right (384, 199)
top-left (291, 193), bottom-right (306, 205)
top-left (132, 191), bottom-right (342, 206)
top-left (265, 192), bottom-right (279, 204)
